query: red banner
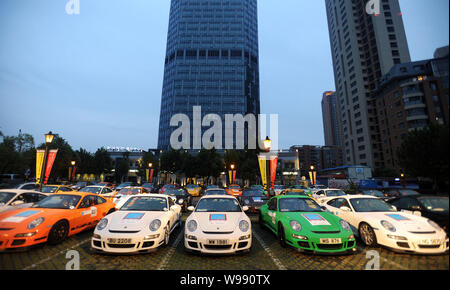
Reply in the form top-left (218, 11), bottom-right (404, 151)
top-left (44, 149), bottom-right (58, 184)
top-left (150, 169), bottom-right (154, 183)
top-left (232, 170), bottom-right (236, 184)
top-left (72, 166), bottom-right (77, 181)
top-left (270, 157), bottom-right (278, 190)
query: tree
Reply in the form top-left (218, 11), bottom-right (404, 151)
top-left (37, 134), bottom-right (75, 182)
top-left (0, 131), bottom-right (35, 176)
top-left (396, 124), bottom-right (449, 192)
top-left (93, 147), bottom-right (113, 175)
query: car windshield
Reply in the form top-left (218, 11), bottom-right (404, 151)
top-left (195, 198), bottom-right (241, 212)
top-left (75, 182), bottom-right (86, 186)
top-left (229, 186), bottom-right (240, 189)
top-left (142, 183), bottom-right (153, 188)
top-left (205, 189), bottom-right (227, 195)
top-left (242, 190), bottom-right (264, 197)
top-left (118, 182), bottom-right (132, 187)
top-left (32, 194), bottom-right (81, 209)
top-left (118, 188), bottom-right (141, 195)
top-left (419, 197), bottom-right (449, 212)
top-left (41, 186), bottom-right (58, 193)
top-left (350, 198), bottom-right (396, 212)
top-left (325, 190), bottom-right (346, 197)
top-left (81, 187), bottom-right (102, 194)
top-left (361, 190), bottom-right (385, 197)
top-left (165, 189), bottom-right (185, 196)
top-left (279, 198), bottom-right (322, 212)
top-left (0, 192), bottom-right (16, 204)
top-left (186, 184), bottom-right (198, 188)
top-left (164, 184), bottom-right (177, 189)
top-left (120, 196), bottom-right (167, 211)
top-left (285, 190), bottom-right (306, 196)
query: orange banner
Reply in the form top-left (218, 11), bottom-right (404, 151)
top-left (270, 157), bottom-right (278, 190)
top-left (44, 149), bottom-right (58, 184)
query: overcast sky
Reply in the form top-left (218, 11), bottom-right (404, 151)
top-left (0, 0), bottom-right (448, 152)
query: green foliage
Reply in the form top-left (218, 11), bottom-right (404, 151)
top-left (0, 131), bottom-right (35, 175)
top-left (396, 123), bottom-right (449, 191)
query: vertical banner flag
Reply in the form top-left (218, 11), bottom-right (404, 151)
top-left (72, 166), bottom-right (77, 181)
top-left (258, 155), bottom-right (267, 189)
top-left (309, 171), bottom-right (313, 186)
top-left (150, 169), bottom-right (154, 183)
top-left (35, 150), bottom-right (45, 184)
top-left (313, 171), bottom-right (317, 185)
top-left (68, 167), bottom-right (72, 180)
top-left (44, 149), bottom-right (58, 184)
top-left (146, 169), bottom-right (150, 182)
top-left (270, 156), bottom-right (278, 190)
top-left (232, 170), bottom-right (236, 184)
top-left (228, 170), bottom-right (232, 185)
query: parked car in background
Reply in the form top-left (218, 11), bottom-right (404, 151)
top-left (312, 188), bottom-right (347, 203)
top-left (0, 189), bottom-right (49, 213)
top-left (204, 189), bottom-right (227, 196)
top-left (159, 184), bottom-right (179, 194)
top-left (79, 185), bottom-right (115, 196)
top-left (113, 187), bottom-right (150, 208)
top-left (71, 181), bottom-right (95, 191)
top-left (114, 182), bottom-right (135, 192)
top-left (383, 188), bottom-right (421, 200)
top-left (185, 184), bottom-right (202, 197)
top-left (164, 188), bottom-right (192, 211)
top-left (12, 183), bottom-right (40, 191)
top-left (360, 189), bottom-right (386, 198)
top-left (239, 189), bottom-right (268, 213)
top-left (142, 183), bottom-right (158, 193)
top-left (387, 195), bottom-right (449, 234)
top-left (226, 184), bottom-right (242, 197)
top-left (40, 185), bottom-right (74, 194)
top-left (273, 185), bottom-right (286, 196)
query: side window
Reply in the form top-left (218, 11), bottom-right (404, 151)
top-left (268, 198), bottom-right (277, 211)
top-left (168, 197), bottom-right (175, 208)
top-left (79, 196), bottom-right (96, 208)
top-left (327, 198), bottom-right (338, 208)
top-left (96, 196), bottom-right (106, 205)
top-left (316, 190), bottom-right (325, 196)
top-left (335, 198), bottom-right (351, 209)
top-left (22, 184), bottom-right (38, 190)
top-left (20, 193), bottom-right (39, 203)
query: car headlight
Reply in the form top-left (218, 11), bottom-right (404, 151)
top-left (27, 217), bottom-right (45, 229)
top-left (149, 219), bottom-right (161, 231)
top-left (290, 220), bottom-right (302, 232)
top-left (428, 219), bottom-right (442, 231)
top-left (187, 220), bottom-right (197, 232)
top-left (178, 198), bottom-right (184, 204)
top-left (340, 220), bottom-right (351, 231)
top-left (239, 220), bottom-right (250, 232)
top-left (97, 218), bottom-right (108, 231)
top-left (381, 220), bottom-right (396, 232)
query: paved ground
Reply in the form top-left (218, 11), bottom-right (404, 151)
top-left (0, 213), bottom-right (448, 270)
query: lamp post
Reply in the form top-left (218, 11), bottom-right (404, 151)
top-left (69, 160), bottom-right (76, 182)
top-left (309, 165), bottom-right (316, 186)
top-left (230, 163), bottom-right (236, 185)
top-left (263, 136), bottom-right (272, 196)
top-left (148, 162), bottom-right (153, 183)
top-left (39, 131), bottom-right (55, 191)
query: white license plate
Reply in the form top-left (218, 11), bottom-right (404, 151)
top-left (208, 239), bottom-right (228, 245)
top-left (108, 238), bottom-right (132, 244)
top-left (421, 239), bottom-right (441, 245)
top-left (320, 238), bottom-right (342, 244)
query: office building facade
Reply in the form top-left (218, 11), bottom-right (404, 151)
top-left (321, 91), bottom-right (343, 147)
top-left (157, 0), bottom-right (260, 151)
top-left (325, 0), bottom-right (411, 169)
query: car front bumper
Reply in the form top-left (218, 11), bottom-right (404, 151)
top-left (91, 230), bottom-right (165, 254)
top-left (184, 232), bottom-right (252, 254)
top-left (375, 230), bottom-right (449, 254)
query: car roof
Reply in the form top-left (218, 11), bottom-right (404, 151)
top-left (200, 194), bottom-right (236, 199)
top-left (0, 189), bottom-right (43, 194)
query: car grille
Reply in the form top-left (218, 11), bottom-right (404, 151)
top-left (203, 244), bottom-right (232, 250)
top-left (316, 243), bottom-right (343, 250)
top-left (202, 231), bottom-right (234, 235)
top-left (311, 230), bottom-right (341, 234)
top-left (107, 244), bottom-right (135, 248)
top-left (408, 231), bottom-right (436, 234)
top-left (0, 228), bottom-right (13, 231)
top-left (418, 244), bottom-right (441, 249)
top-left (108, 230), bottom-right (141, 234)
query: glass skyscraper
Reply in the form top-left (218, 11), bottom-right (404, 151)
top-left (157, 0), bottom-right (260, 151)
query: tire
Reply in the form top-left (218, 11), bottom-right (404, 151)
top-left (48, 220), bottom-right (69, 245)
top-left (359, 223), bottom-right (377, 247)
top-left (163, 226), bottom-right (170, 247)
top-left (277, 223), bottom-right (287, 248)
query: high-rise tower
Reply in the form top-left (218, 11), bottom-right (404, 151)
top-left (157, 0), bottom-right (260, 151)
top-left (325, 0), bottom-right (410, 169)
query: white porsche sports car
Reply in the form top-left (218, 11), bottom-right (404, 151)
top-left (323, 195), bottom-right (449, 254)
top-left (184, 195), bottom-right (252, 255)
top-left (0, 189), bottom-right (49, 213)
top-left (91, 194), bottom-right (182, 254)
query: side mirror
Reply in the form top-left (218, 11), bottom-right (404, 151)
top-left (340, 206), bottom-right (351, 212)
top-left (187, 206), bottom-right (195, 211)
top-left (320, 206), bottom-right (327, 211)
top-left (242, 206), bottom-right (249, 212)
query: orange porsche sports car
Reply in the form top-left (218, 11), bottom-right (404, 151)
top-left (226, 184), bottom-right (242, 197)
top-left (0, 192), bottom-right (116, 251)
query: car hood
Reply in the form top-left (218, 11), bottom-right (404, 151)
top-left (285, 211), bottom-right (342, 232)
top-left (106, 210), bottom-right (167, 231)
top-left (0, 208), bottom-right (67, 228)
top-left (191, 212), bottom-right (246, 232)
top-left (358, 212), bottom-right (437, 232)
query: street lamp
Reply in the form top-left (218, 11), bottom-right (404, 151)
top-left (309, 165), bottom-right (316, 186)
top-left (39, 131), bottom-right (55, 191)
top-left (148, 162), bottom-right (154, 183)
top-left (69, 160), bottom-right (76, 182)
top-left (229, 163), bottom-right (236, 185)
top-left (263, 136), bottom-right (272, 196)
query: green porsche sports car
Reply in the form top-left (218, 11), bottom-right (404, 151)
top-left (259, 195), bottom-right (356, 254)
